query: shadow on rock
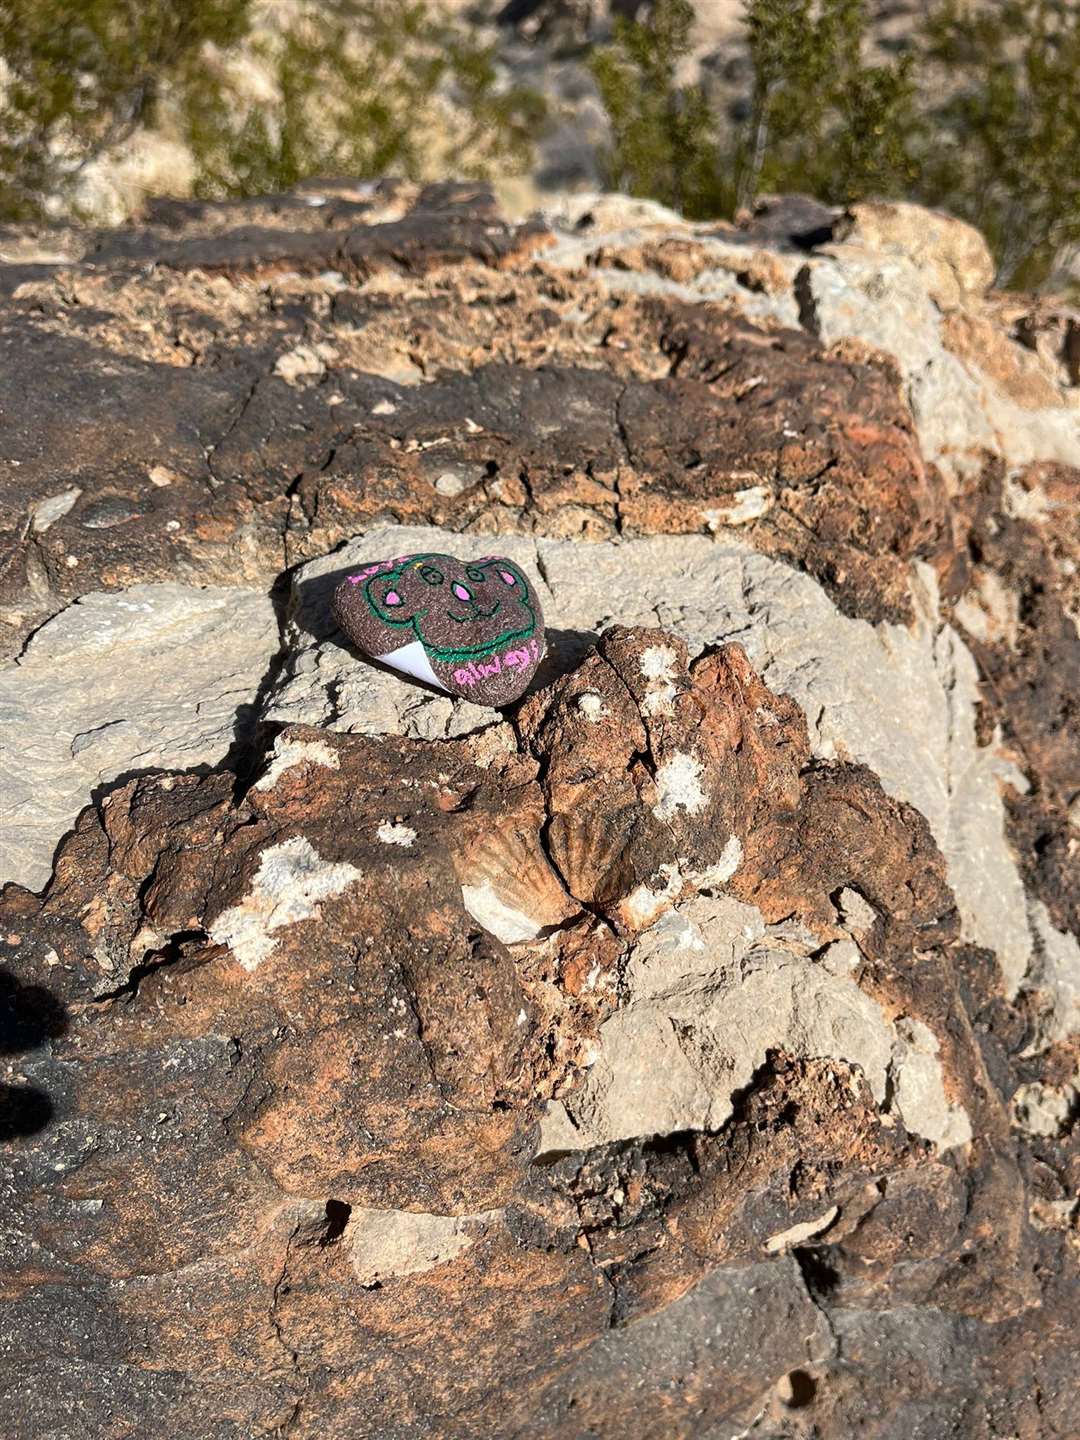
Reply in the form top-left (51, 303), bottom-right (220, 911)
top-left (0, 966), bottom-right (68, 1142)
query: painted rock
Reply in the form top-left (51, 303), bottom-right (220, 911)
top-left (331, 551), bottom-right (546, 706)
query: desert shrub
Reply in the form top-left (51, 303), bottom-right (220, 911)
top-left (0, 0), bottom-right (252, 219)
top-left (587, 0), bottom-right (730, 216)
top-left (182, 1), bottom-right (546, 200)
top-left (589, 0), bottom-right (1080, 286)
top-left (736, 0), bottom-right (919, 209)
top-left (0, 0), bottom-right (543, 220)
top-left (917, 0), bottom-right (1080, 288)
top-left (590, 0), bottom-right (918, 217)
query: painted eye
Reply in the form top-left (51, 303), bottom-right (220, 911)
top-left (418, 566), bottom-right (443, 586)
top-left (384, 590), bottom-right (402, 606)
top-left (499, 570), bottom-right (516, 586)
top-left (452, 582), bottom-right (472, 601)
top-left (465, 566), bottom-right (486, 582)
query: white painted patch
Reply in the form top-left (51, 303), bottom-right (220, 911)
top-left (377, 820), bottom-right (416, 847)
top-left (639, 644), bottom-right (677, 683)
top-left (652, 751), bottom-right (708, 822)
top-left (254, 736), bottom-right (340, 792)
top-left (461, 880), bottom-right (543, 945)
top-left (372, 398), bottom-right (397, 415)
top-left (375, 639), bottom-right (450, 693)
top-left (209, 837), bottom-right (362, 971)
top-left (30, 489), bottom-right (81, 532)
top-left (577, 692), bottom-right (607, 723)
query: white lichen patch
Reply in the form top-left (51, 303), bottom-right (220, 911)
top-left (652, 751), bottom-right (708, 822)
top-left (1010, 1080), bottom-right (1077, 1137)
top-left (376, 820), bottom-right (416, 847)
top-left (701, 485), bottom-right (773, 530)
top-left (461, 880), bottom-right (543, 945)
top-left (465, 722), bottom-right (517, 769)
top-left (253, 735), bottom-right (340, 792)
top-left (641, 683), bottom-right (678, 717)
top-left (684, 835), bottom-right (742, 891)
top-left (209, 837), bottom-right (362, 971)
top-left (577, 692), bottom-right (608, 723)
top-left (617, 839), bottom-right (742, 931)
top-left (639, 644), bottom-right (677, 683)
top-left (274, 342), bottom-right (335, 383)
top-left (619, 862), bottom-right (684, 931)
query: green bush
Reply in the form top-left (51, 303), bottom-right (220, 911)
top-left (736, 0), bottom-right (919, 209)
top-left (918, 0), bottom-right (1080, 288)
top-left (182, 2), bottom-right (545, 201)
top-left (590, 0), bottom-right (1080, 287)
top-left (0, 0), bottom-right (252, 220)
top-left (0, 0), bottom-right (543, 221)
top-left (587, 0), bottom-right (730, 217)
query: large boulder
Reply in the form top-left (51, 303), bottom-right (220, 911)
top-left (1, 183), bottom-right (1076, 1439)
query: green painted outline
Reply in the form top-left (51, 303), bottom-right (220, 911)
top-left (365, 553), bottom-right (537, 662)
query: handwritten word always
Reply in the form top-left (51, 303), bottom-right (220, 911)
top-left (453, 637), bottom-right (540, 688)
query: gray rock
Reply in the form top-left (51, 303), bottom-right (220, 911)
top-left (0, 584), bottom-right (279, 889)
top-left (535, 893), bottom-right (970, 1155)
top-left (279, 525), bottom-right (1034, 996)
top-left (542, 197), bottom-right (1080, 480)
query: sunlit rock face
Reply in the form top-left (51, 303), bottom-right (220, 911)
top-left (0, 182), bottom-right (1076, 1439)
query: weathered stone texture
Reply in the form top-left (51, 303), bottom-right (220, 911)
top-left (1, 183), bottom-right (1078, 1439)
top-left (3, 632), bottom-right (1072, 1437)
top-left (0, 584), bottom-right (280, 889)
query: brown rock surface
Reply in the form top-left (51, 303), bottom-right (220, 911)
top-left (949, 459), bottom-right (1080, 947)
top-left (1, 183), bottom-right (1078, 1438)
top-left (1, 180), bottom-right (952, 658)
top-left (3, 633), bottom-right (1076, 1438)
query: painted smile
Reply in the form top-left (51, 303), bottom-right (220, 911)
top-left (448, 601), bottom-right (500, 623)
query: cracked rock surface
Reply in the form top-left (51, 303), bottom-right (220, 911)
top-left (1, 181), bottom-right (1078, 1438)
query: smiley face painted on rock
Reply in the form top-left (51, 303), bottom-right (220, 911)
top-left (364, 554), bottom-right (537, 662)
top-left (331, 550), bottom-right (546, 706)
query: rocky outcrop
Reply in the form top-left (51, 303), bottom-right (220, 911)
top-left (1, 183), bottom-right (1077, 1438)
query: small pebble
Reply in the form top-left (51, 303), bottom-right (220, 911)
top-left (81, 497), bottom-right (139, 530)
